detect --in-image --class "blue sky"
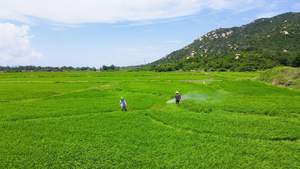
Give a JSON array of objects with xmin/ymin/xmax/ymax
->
[{"xmin": 0, "ymin": 0, "xmax": 299, "ymax": 67}]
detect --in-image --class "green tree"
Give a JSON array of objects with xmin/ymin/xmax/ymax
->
[{"xmin": 292, "ymin": 53, "xmax": 300, "ymax": 67}]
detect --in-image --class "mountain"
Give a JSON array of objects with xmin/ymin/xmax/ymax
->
[{"xmin": 145, "ymin": 12, "xmax": 300, "ymax": 72}]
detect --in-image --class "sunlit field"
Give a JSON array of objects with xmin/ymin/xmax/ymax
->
[{"xmin": 1, "ymin": 71, "xmax": 299, "ymax": 168}]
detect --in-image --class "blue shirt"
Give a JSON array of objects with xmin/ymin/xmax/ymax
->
[{"xmin": 120, "ymin": 99, "xmax": 126, "ymax": 107}]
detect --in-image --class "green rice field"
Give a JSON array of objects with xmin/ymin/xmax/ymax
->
[{"xmin": 0, "ymin": 71, "xmax": 299, "ymax": 168}]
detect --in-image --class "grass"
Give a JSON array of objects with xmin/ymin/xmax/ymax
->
[
  {"xmin": 0, "ymin": 71, "xmax": 299, "ymax": 168},
  {"xmin": 257, "ymin": 66, "xmax": 300, "ymax": 89}
]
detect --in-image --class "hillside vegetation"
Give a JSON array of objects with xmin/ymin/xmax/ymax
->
[
  {"xmin": 258, "ymin": 67, "xmax": 300, "ymax": 89},
  {"xmin": 134, "ymin": 12, "xmax": 300, "ymax": 72}
]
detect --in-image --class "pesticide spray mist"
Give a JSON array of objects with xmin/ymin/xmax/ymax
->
[{"xmin": 167, "ymin": 92, "xmax": 209, "ymax": 103}]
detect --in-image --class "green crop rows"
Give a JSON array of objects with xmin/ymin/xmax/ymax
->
[{"xmin": 0, "ymin": 71, "xmax": 299, "ymax": 168}]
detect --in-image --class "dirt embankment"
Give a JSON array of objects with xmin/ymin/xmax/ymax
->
[{"xmin": 257, "ymin": 67, "xmax": 300, "ymax": 89}]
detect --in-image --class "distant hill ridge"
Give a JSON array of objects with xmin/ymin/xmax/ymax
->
[{"xmin": 145, "ymin": 12, "xmax": 300, "ymax": 72}]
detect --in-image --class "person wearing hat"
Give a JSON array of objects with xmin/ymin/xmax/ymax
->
[
  {"xmin": 175, "ymin": 91, "xmax": 181, "ymax": 104},
  {"xmin": 119, "ymin": 97, "xmax": 127, "ymax": 111}
]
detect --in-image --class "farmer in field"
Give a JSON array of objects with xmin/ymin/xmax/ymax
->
[
  {"xmin": 119, "ymin": 97, "xmax": 127, "ymax": 111},
  {"xmin": 175, "ymin": 91, "xmax": 181, "ymax": 104}
]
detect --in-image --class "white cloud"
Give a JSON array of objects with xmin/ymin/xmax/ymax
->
[
  {"xmin": 0, "ymin": 0, "xmax": 273, "ymax": 24},
  {"xmin": 0, "ymin": 0, "xmax": 202, "ymax": 24},
  {"xmin": 0, "ymin": 22, "xmax": 43, "ymax": 65},
  {"xmin": 204, "ymin": 0, "xmax": 268, "ymax": 12}
]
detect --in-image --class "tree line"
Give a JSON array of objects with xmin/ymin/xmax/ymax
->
[
  {"xmin": 0, "ymin": 65, "xmax": 120, "ymax": 72},
  {"xmin": 128, "ymin": 52, "xmax": 300, "ymax": 72}
]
